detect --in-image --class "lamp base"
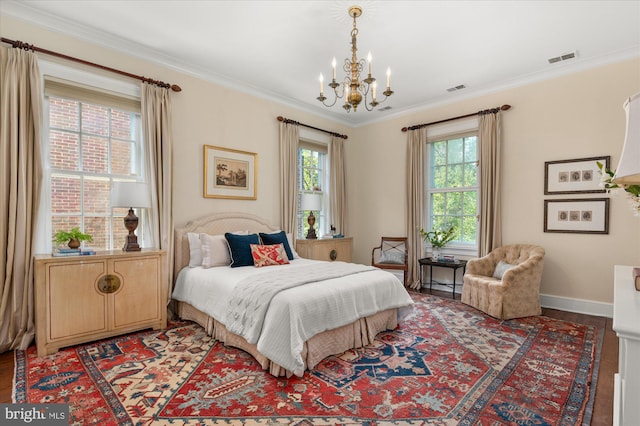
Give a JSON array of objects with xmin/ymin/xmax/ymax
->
[
  {"xmin": 306, "ymin": 211, "xmax": 318, "ymax": 239},
  {"xmin": 123, "ymin": 208, "xmax": 142, "ymax": 251},
  {"xmin": 123, "ymin": 233, "xmax": 141, "ymax": 251}
]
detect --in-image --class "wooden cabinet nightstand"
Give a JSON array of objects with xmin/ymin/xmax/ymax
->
[
  {"xmin": 295, "ymin": 237, "xmax": 352, "ymax": 262},
  {"xmin": 34, "ymin": 249, "xmax": 167, "ymax": 356}
]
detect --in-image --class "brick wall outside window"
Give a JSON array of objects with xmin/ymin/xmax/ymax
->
[{"xmin": 48, "ymin": 95, "xmax": 143, "ymax": 250}]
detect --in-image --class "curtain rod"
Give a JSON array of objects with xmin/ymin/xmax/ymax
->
[
  {"xmin": 401, "ymin": 104, "xmax": 511, "ymax": 132},
  {"xmin": 277, "ymin": 116, "xmax": 348, "ymax": 139},
  {"xmin": 1, "ymin": 37, "xmax": 182, "ymax": 92}
]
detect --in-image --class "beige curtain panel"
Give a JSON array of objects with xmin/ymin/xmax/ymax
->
[
  {"xmin": 406, "ymin": 128, "xmax": 426, "ymax": 289},
  {"xmin": 0, "ymin": 46, "xmax": 43, "ymax": 352},
  {"xmin": 279, "ymin": 122, "xmax": 299, "ymax": 235},
  {"xmin": 329, "ymin": 136, "xmax": 347, "ymax": 235},
  {"xmin": 478, "ymin": 111, "xmax": 502, "ymax": 256},
  {"xmin": 142, "ymin": 83, "xmax": 175, "ymax": 300}
]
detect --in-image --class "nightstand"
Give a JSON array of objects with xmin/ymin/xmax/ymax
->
[
  {"xmin": 34, "ymin": 249, "xmax": 167, "ymax": 356},
  {"xmin": 295, "ymin": 237, "xmax": 352, "ymax": 262}
]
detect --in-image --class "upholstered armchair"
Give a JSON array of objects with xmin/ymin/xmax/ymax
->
[{"xmin": 461, "ymin": 244, "xmax": 545, "ymax": 320}]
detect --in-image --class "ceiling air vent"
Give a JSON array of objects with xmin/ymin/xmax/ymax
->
[
  {"xmin": 447, "ymin": 84, "xmax": 466, "ymax": 93},
  {"xmin": 548, "ymin": 51, "xmax": 577, "ymax": 64}
]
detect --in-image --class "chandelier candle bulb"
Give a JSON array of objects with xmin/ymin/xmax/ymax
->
[
  {"xmin": 386, "ymin": 67, "xmax": 391, "ymax": 89},
  {"xmin": 319, "ymin": 74, "xmax": 324, "ymax": 95},
  {"xmin": 367, "ymin": 52, "xmax": 372, "ymax": 75},
  {"xmin": 332, "ymin": 57, "xmax": 336, "ymax": 80},
  {"xmin": 372, "ymin": 81, "xmax": 377, "ymax": 100}
]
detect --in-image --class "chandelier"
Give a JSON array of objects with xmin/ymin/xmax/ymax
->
[{"xmin": 317, "ymin": 5, "xmax": 393, "ymax": 112}]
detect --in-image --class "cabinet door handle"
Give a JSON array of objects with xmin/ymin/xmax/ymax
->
[
  {"xmin": 98, "ymin": 274, "xmax": 121, "ymax": 294},
  {"xmin": 330, "ymin": 249, "xmax": 338, "ymax": 261}
]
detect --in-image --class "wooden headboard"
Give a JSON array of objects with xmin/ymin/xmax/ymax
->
[{"xmin": 174, "ymin": 212, "xmax": 280, "ymax": 282}]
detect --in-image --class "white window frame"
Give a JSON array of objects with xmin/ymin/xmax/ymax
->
[
  {"xmin": 425, "ymin": 117, "xmax": 479, "ymax": 258},
  {"xmin": 37, "ymin": 60, "xmax": 148, "ymax": 253},
  {"xmin": 297, "ymin": 129, "xmax": 330, "ymax": 239}
]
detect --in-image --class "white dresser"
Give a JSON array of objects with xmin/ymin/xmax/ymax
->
[{"xmin": 612, "ymin": 265, "xmax": 640, "ymax": 426}]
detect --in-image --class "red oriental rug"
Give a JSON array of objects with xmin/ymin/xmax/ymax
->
[{"xmin": 13, "ymin": 293, "xmax": 601, "ymax": 425}]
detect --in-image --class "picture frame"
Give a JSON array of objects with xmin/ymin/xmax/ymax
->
[
  {"xmin": 543, "ymin": 198, "xmax": 609, "ymax": 234},
  {"xmin": 203, "ymin": 145, "xmax": 257, "ymax": 200},
  {"xmin": 544, "ymin": 156, "xmax": 610, "ymax": 194}
]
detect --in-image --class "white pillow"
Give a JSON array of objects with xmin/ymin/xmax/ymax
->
[
  {"xmin": 187, "ymin": 232, "xmax": 202, "ymax": 267},
  {"xmin": 286, "ymin": 232, "xmax": 300, "ymax": 259},
  {"xmin": 200, "ymin": 230, "xmax": 248, "ymax": 268}
]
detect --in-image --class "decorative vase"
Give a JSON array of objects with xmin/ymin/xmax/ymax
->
[
  {"xmin": 68, "ymin": 238, "xmax": 81, "ymax": 249},
  {"xmin": 431, "ymin": 247, "xmax": 441, "ymax": 260}
]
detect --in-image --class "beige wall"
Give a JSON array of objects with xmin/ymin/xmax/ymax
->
[
  {"xmin": 350, "ymin": 59, "xmax": 640, "ymax": 304},
  {"xmin": 3, "ymin": 14, "xmax": 639, "ymax": 306}
]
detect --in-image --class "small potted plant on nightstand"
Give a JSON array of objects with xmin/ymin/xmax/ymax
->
[{"xmin": 53, "ymin": 227, "xmax": 93, "ymax": 249}]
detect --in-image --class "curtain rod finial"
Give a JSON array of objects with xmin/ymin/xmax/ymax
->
[
  {"xmin": 501, "ymin": 104, "xmax": 511, "ymax": 111},
  {"xmin": 171, "ymin": 85, "xmax": 182, "ymax": 92},
  {"xmin": 401, "ymin": 127, "xmax": 408, "ymax": 132}
]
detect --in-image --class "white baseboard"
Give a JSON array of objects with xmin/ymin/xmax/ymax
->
[
  {"xmin": 418, "ymin": 282, "xmax": 613, "ymax": 318},
  {"xmin": 539, "ymin": 293, "xmax": 612, "ymax": 318}
]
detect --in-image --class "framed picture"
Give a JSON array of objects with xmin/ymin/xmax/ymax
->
[
  {"xmin": 203, "ymin": 145, "xmax": 257, "ymax": 199},
  {"xmin": 544, "ymin": 156, "xmax": 610, "ymax": 194},
  {"xmin": 544, "ymin": 198, "xmax": 609, "ymax": 234}
]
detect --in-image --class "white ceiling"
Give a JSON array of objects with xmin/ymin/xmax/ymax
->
[{"xmin": 2, "ymin": 0, "xmax": 639, "ymax": 126}]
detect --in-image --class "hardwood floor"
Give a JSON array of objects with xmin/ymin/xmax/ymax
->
[{"xmin": 0, "ymin": 290, "xmax": 616, "ymax": 425}]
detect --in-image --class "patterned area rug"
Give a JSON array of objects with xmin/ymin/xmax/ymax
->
[{"xmin": 13, "ymin": 293, "xmax": 601, "ymax": 425}]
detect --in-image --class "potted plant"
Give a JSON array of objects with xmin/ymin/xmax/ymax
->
[
  {"xmin": 419, "ymin": 224, "xmax": 456, "ymax": 259},
  {"xmin": 53, "ymin": 227, "xmax": 93, "ymax": 249}
]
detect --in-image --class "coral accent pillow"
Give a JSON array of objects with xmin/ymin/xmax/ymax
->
[{"xmin": 250, "ymin": 243, "xmax": 290, "ymax": 267}]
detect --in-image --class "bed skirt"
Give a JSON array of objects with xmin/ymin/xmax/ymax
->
[{"xmin": 175, "ymin": 301, "xmax": 398, "ymax": 377}]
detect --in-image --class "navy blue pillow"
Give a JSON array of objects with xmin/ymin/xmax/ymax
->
[
  {"xmin": 225, "ymin": 233, "xmax": 260, "ymax": 267},
  {"xmin": 259, "ymin": 231, "xmax": 294, "ymax": 260}
]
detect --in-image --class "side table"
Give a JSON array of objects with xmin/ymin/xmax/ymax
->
[{"xmin": 419, "ymin": 257, "xmax": 467, "ymax": 299}]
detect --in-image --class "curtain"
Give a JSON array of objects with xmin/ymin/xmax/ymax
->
[
  {"xmin": 478, "ymin": 110, "xmax": 502, "ymax": 256},
  {"xmin": 141, "ymin": 83, "xmax": 174, "ymax": 302},
  {"xmin": 329, "ymin": 136, "xmax": 347, "ymax": 235},
  {"xmin": 0, "ymin": 47, "xmax": 43, "ymax": 352},
  {"xmin": 406, "ymin": 128, "xmax": 426, "ymax": 289},
  {"xmin": 279, "ymin": 122, "xmax": 299, "ymax": 234}
]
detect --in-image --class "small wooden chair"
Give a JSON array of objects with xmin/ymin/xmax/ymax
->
[{"xmin": 371, "ymin": 237, "xmax": 409, "ymax": 286}]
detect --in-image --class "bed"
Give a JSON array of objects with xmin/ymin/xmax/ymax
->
[{"xmin": 171, "ymin": 212, "xmax": 413, "ymax": 377}]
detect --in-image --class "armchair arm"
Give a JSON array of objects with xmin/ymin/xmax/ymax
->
[
  {"xmin": 371, "ymin": 245, "xmax": 382, "ymax": 265},
  {"xmin": 501, "ymin": 255, "xmax": 544, "ymax": 290},
  {"xmin": 466, "ymin": 255, "xmax": 496, "ymax": 277}
]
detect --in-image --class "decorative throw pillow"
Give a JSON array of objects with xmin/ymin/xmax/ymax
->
[
  {"xmin": 259, "ymin": 231, "xmax": 294, "ymax": 260},
  {"xmin": 200, "ymin": 233, "xmax": 231, "ymax": 268},
  {"xmin": 225, "ymin": 233, "xmax": 260, "ymax": 267},
  {"xmin": 493, "ymin": 260, "xmax": 517, "ymax": 279},
  {"xmin": 187, "ymin": 232, "xmax": 202, "ymax": 267},
  {"xmin": 378, "ymin": 250, "xmax": 406, "ymax": 265},
  {"xmin": 250, "ymin": 243, "xmax": 290, "ymax": 267}
]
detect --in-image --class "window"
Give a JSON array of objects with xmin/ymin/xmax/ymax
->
[
  {"xmin": 426, "ymin": 132, "xmax": 479, "ymax": 253},
  {"xmin": 45, "ymin": 80, "xmax": 145, "ymax": 250},
  {"xmin": 297, "ymin": 141, "xmax": 328, "ymax": 238}
]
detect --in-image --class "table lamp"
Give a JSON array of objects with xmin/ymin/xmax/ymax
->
[
  {"xmin": 111, "ymin": 181, "xmax": 152, "ymax": 251},
  {"xmin": 613, "ymin": 92, "xmax": 640, "ymax": 289},
  {"xmin": 301, "ymin": 192, "xmax": 322, "ymax": 239}
]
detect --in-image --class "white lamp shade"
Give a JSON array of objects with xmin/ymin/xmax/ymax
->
[
  {"xmin": 111, "ymin": 182, "xmax": 152, "ymax": 208},
  {"xmin": 613, "ymin": 92, "xmax": 640, "ymax": 185},
  {"xmin": 300, "ymin": 192, "xmax": 322, "ymax": 211}
]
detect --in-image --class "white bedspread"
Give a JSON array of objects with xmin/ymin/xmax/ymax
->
[{"xmin": 172, "ymin": 258, "xmax": 413, "ymax": 376}]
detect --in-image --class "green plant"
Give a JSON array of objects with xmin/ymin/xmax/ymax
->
[
  {"xmin": 597, "ymin": 161, "xmax": 640, "ymax": 215},
  {"xmin": 53, "ymin": 227, "xmax": 93, "ymax": 246},
  {"xmin": 419, "ymin": 224, "xmax": 457, "ymax": 248}
]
